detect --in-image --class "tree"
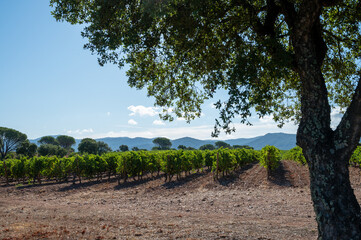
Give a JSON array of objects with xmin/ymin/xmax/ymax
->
[
  {"xmin": 38, "ymin": 136, "xmax": 58, "ymax": 146},
  {"xmin": 56, "ymin": 135, "xmax": 76, "ymax": 149},
  {"xmin": 131, "ymin": 146, "xmax": 140, "ymax": 151},
  {"xmin": 119, "ymin": 145, "xmax": 129, "ymax": 152},
  {"xmin": 199, "ymin": 144, "xmax": 216, "ymax": 150},
  {"xmin": 16, "ymin": 140, "xmax": 37, "ymax": 157},
  {"xmin": 78, "ymin": 138, "xmax": 98, "ymax": 154},
  {"xmin": 177, "ymin": 145, "xmax": 187, "ymax": 150},
  {"xmin": 233, "ymin": 145, "xmax": 254, "ymax": 150},
  {"xmin": 38, "ymin": 144, "xmax": 66, "ymax": 157},
  {"xmin": 215, "ymin": 141, "xmax": 231, "ymax": 149},
  {"xmin": 97, "ymin": 141, "xmax": 111, "ymax": 155},
  {"xmin": 0, "ymin": 127, "xmax": 27, "ymax": 184},
  {"xmin": 152, "ymin": 137, "xmax": 172, "ymax": 150},
  {"xmin": 51, "ymin": 1, "xmax": 361, "ymax": 238},
  {"xmin": 0, "ymin": 127, "xmax": 27, "ymax": 157}
]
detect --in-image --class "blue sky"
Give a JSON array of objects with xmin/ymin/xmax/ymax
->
[{"xmin": 0, "ymin": 1, "xmax": 302, "ymax": 140}]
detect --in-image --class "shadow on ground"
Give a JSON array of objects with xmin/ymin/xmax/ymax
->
[
  {"xmin": 268, "ymin": 162, "xmax": 292, "ymax": 187},
  {"xmin": 216, "ymin": 162, "xmax": 257, "ymax": 187},
  {"xmin": 162, "ymin": 169, "xmax": 211, "ymax": 189}
]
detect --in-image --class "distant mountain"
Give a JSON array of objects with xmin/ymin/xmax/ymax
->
[
  {"xmin": 245, "ymin": 133, "xmax": 296, "ymax": 150},
  {"xmin": 30, "ymin": 132, "xmax": 296, "ymax": 151},
  {"xmin": 95, "ymin": 137, "xmax": 154, "ymax": 150},
  {"xmin": 171, "ymin": 137, "xmax": 214, "ymax": 149}
]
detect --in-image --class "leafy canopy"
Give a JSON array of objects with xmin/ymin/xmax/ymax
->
[
  {"xmin": 38, "ymin": 136, "xmax": 59, "ymax": 146},
  {"xmin": 153, "ymin": 137, "xmax": 172, "ymax": 150},
  {"xmin": 78, "ymin": 138, "xmax": 99, "ymax": 154},
  {"xmin": 199, "ymin": 144, "xmax": 216, "ymax": 150},
  {"xmin": 97, "ymin": 141, "xmax": 112, "ymax": 155},
  {"xmin": 119, "ymin": 144, "xmax": 129, "ymax": 152},
  {"xmin": 56, "ymin": 135, "xmax": 76, "ymax": 149},
  {"xmin": 78, "ymin": 138, "xmax": 112, "ymax": 154},
  {"xmin": 215, "ymin": 141, "xmax": 231, "ymax": 149},
  {"xmin": 16, "ymin": 140, "xmax": 38, "ymax": 157},
  {"xmin": 0, "ymin": 127, "xmax": 27, "ymax": 160},
  {"xmin": 38, "ymin": 144, "xmax": 67, "ymax": 157},
  {"xmin": 50, "ymin": 1, "xmax": 361, "ymax": 135}
]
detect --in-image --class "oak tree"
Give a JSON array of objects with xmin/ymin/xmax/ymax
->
[
  {"xmin": 97, "ymin": 141, "xmax": 112, "ymax": 155},
  {"xmin": 16, "ymin": 140, "xmax": 38, "ymax": 157},
  {"xmin": 78, "ymin": 138, "xmax": 98, "ymax": 154},
  {"xmin": 51, "ymin": 1, "xmax": 361, "ymax": 238},
  {"xmin": 38, "ymin": 144, "xmax": 67, "ymax": 157}
]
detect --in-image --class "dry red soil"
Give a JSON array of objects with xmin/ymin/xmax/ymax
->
[{"xmin": 1, "ymin": 161, "xmax": 361, "ymax": 240}]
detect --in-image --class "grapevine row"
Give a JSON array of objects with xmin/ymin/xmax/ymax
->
[{"xmin": 0, "ymin": 148, "xmax": 259, "ymax": 185}]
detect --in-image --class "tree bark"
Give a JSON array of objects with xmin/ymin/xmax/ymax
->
[
  {"xmin": 2, "ymin": 160, "xmax": 9, "ymax": 185},
  {"xmin": 305, "ymin": 149, "xmax": 361, "ymax": 239},
  {"xmin": 295, "ymin": 39, "xmax": 361, "ymax": 239},
  {"xmin": 288, "ymin": 2, "xmax": 361, "ymax": 238},
  {"xmin": 296, "ymin": 76, "xmax": 361, "ymax": 238}
]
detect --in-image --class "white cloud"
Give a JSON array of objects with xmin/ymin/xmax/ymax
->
[
  {"xmin": 128, "ymin": 105, "xmax": 159, "ymax": 117},
  {"xmin": 210, "ymin": 103, "xmax": 217, "ymax": 109},
  {"xmin": 259, "ymin": 115, "xmax": 273, "ymax": 123},
  {"xmin": 92, "ymin": 125, "xmax": 214, "ymax": 139},
  {"xmin": 153, "ymin": 120, "xmax": 165, "ymax": 125},
  {"xmin": 331, "ymin": 107, "xmax": 343, "ymax": 129},
  {"xmin": 78, "ymin": 111, "xmax": 298, "ymax": 140},
  {"xmin": 67, "ymin": 128, "xmax": 94, "ymax": 135},
  {"xmin": 128, "ymin": 119, "xmax": 138, "ymax": 125},
  {"xmin": 107, "ymin": 112, "xmax": 111, "ymax": 116},
  {"xmin": 176, "ymin": 117, "xmax": 186, "ymax": 121},
  {"xmin": 88, "ymin": 119, "xmax": 298, "ymax": 140}
]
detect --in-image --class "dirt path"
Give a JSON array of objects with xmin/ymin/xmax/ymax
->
[{"xmin": 1, "ymin": 161, "xmax": 361, "ymax": 240}]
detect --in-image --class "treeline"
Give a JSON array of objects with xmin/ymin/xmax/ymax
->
[
  {"xmin": 15, "ymin": 135, "xmax": 112, "ymax": 158},
  {"xmin": 0, "ymin": 148, "xmax": 259, "ymax": 185},
  {"xmin": 15, "ymin": 136, "xmax": 253, "ymax": 157},
  {"xmin": 0, "ymin": 127, "xmax": 254, "ymax": 162}
]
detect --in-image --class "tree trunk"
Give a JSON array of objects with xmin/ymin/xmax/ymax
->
[
  {"xmin": 285, "ymin": 3, "xmax": 361, "ymax": 237},
  {"xmin": 2, "ymin": 160, "xmax": 9, "ymax": 185},
  {"xmin": 295, "ymin": 68, "xmax": 361, "ymax": 238},
  {"xmin": 306, "ymin": 150, "xmax": 361, "ymax": 239}
]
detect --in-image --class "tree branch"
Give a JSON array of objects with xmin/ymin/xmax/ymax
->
[
  {"xmin": 278, "ymin": 0, "xmax": 296, "ymax": 29},
  {"xmin": 321, "ymin": 0, "xmax": 342, "ymax": 7},
  {"xmin": 256, "ymin": 0, "xmax": 280, "ymax": 36},
  {"xmin": 334, "ymin": 76, "xmax": 361, "ymax": 157}
]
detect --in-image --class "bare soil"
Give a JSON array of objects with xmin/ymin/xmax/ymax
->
[{"xmin": 1, "ymin": 161, "xmax": 361, "ymax": 240}]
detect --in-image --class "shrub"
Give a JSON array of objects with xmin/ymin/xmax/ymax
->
[
  {"xmin": 284, "ymin": 146, "xmax": 307, "ymax": 165},
  {"xmin": 259, "ymin": 145, "xmax": 281, "ymax": 178}
]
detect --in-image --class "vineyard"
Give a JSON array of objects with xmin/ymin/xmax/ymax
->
[
  {"xmin": 0, "ymin": 148, "xmax": 259, "ymax": 185},
  {"xmin": 2, "ymin": 145, "xmax": 361, "ymax": 186},
  {"xmin": 3, "ymin": 146, "xmax": 361, "ymax": 239}
]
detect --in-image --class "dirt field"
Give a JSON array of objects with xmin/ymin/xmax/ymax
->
[{"xmin": 1, "ymin": 161, "xmax": 361, "ymax": 240}]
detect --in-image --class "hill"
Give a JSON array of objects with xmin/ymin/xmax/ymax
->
[{"xmin": 30, "ymin": 132, "xmax": 296, "ymax": 151}]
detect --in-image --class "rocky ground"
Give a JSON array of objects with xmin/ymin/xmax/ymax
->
[{"xmin": 1, "ymin": 161, "xmax": 361, "ymax": 240}]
